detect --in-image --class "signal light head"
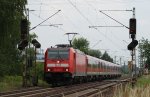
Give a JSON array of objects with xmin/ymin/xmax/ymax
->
[
  {"xmin": 18, "ymin": 40, "xmax": 28, "ymax": 50},
  {"xmin": 127, "ymin": 40, "xmax": 138, "ymax": 50},
  {"xmin": 129, "ymin": 18, "xmax": 136, "ymax": 34},
  {"xmin": 20, "ymin": 19, "xmax": 28, "ymax": 40},
  {"xmin": 32, "ymin": 39, "xmax": 41, "ymax": 48}
]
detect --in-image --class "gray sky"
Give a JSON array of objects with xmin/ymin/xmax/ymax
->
[{"xmin": 27, "ymin": 0, "xmax": 150, "ymax": 64}]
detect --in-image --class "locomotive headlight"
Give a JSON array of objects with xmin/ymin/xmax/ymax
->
[
  {"xmin": 65, "ymin": 68, "xmax": 69, "ymax": 71},
  {"xmin": 48, "ymin": 69, "xmax": 51, "ymax": 71}
]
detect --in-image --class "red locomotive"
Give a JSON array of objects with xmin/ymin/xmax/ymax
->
[{"xmin": 44, "ymin": 44, "xmax": 121, "ymax": 85}]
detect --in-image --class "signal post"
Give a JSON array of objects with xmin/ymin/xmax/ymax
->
[{"xmin": 127, "ymin": 8, "xmax": 138, "ymax": 87}]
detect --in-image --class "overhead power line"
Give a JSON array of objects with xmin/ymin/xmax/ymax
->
[
  {"xmin": 67, "ymin": 0, "xmax": 123, "ymax": 50},
  {"xmin": 40, "ymin": 24, "xmax": 63, "ymax": 27},
  {"xmin": 99, "ymin": 10, "xmax": 133, "ymax": 11},
  {"xmin": 30, "ymin": 10, "xmax": 61, "ymax": 31},
  {"xmin": 89, "ymin": 26, "xmax": 124, "ymax": 28},
  {"xmin": 99, "ymin": 10, "xmax": 130, "ymax": 29},
  {"xmin": 67, "ymin": 0, "xmax": 93, "ymax": 25},
  {"xmin": 92, "ymin": 40, "xmax": 102, "ymax": 48}
]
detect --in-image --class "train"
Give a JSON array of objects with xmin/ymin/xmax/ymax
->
[{"xmin": 44, "ymin": 44, "xmax": 121, "ymax": 85}]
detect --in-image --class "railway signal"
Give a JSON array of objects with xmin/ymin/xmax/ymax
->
[
  {"xmin": 127, "ymin": 40, "xmax": 138, "ymax": 50},
  {"xmin": 32, "ymin": 39, "xmax": 41, "ymax": 48},
  {"xmin": 21, "ymin": 19, "xmax": 28, "ymax": 40},
  {"xmin": 18, "ymin": 19, "xmax": 29, "ymax": 51},
  {"xmin": 18, "ymin": 40, "xmax": 28, "ymax": 50},
  {"xmin": 129, "ymin": 18, "xmax": 136, "ymax": 35}
]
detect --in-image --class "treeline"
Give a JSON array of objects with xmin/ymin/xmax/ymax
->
[
  {"xmin": 72, "ymin": 37, "xmax": 113, "ymax": 62},
  {"xmin": 139, "ymin": 38, "xmax": 150, "ymax": 70},
  {"xmin": 0, "ymin": 0, "xmax": 27, "ymax": 78}
]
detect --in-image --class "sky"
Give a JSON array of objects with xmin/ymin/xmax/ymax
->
[{"xmin": 26, "ymin": 0, "xmax": 150, "ymax": 65}]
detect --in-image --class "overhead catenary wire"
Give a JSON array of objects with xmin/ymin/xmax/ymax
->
[
  {"xmin": 30, "ymin": 10, "xmax": 61, "ymax": 31},
  {"xmin": 67, "ymin": 0, "xmax": 94, "ymax": 26},
  {"xmin": 99, "ymin": 10, "xmax": 130, "ymax": 29},
  {"xmin": 89, "ymin": 26, "xmax": 124, "ymax": 28},
  {"xmin": 91, "ymin": 40, "xmax": 102, "ymax": 48},
  {"xmin": 28, "ymin": 0, "xmax": 130, "ymax": 57},
  {"xmin": 31, "ymin": 0, "xmax": 125, "ymax": 51},
  {"xmin": 30, "ymin": 12, "xmax": 57, "ymax": 27},
  {"xmin": 30, "ymin": 11, "xmax": 70, "ymax": 34},
  {"xmin": 82, "ymin": 0, "xmax": 130, "ymax": 57},
  {"xmin": 67, "ymin": 0, "xmax": 123, "ymax": 50},
  {"xmin": 99, "ymin": 10, "xmax": 133, "ymax": 11}
]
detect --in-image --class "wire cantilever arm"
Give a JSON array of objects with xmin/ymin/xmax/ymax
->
[
  {"xmin": 30, "ymin": 10, "xmax": 61, "ymax": 31},
  {"xmin": 99, "ymin": 10, "xmax": 130, "ymax": 30}
]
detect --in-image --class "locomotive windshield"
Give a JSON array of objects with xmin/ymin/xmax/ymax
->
[{"xmin": 48, "ymin": 49, "xmax": 69, "ymax": 59}]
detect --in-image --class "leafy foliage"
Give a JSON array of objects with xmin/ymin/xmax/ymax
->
[
  {"xmin": 101, "ymin": 51, "xmax": 113, "ymax": 62},
  {"xmin": 0, "ymin": 0, "xmax": 27, "ymax": 77},
  {"xmin": 139, "ymin": 38, "xmax": 150, "ymax": 70},
  {"xmin": 72, "ymin": 37, "xmax": 89, "ymax": 54},
  {"xmin": 72, "ymin": 37, "xmax": 113, "ymax": 62},
  {"xmin": 88, "ymin": 49, "xmax": 102, "ymax": 58}
]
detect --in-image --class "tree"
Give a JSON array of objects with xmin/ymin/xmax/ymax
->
[
  {"xmin": 72, "ymin": 37, "xmax": 113, "ymax": 61},
  {"xmin": 72, "ymin": 37, "xmax": 89, "ymax": 54},
  {"xmin": 139, "ymin": 38, "xmax": 150, "ymax": 70},
  {"xmin": 0, "ymin": 0, "xmax": 27, "ymax": 77},
  {"xmin": 101, "ymin": 51, "xmax": 113, "ymax": 62},
  {"xmin": 88, "ymin": 49, "xmax": 102, "ymax": 58}
]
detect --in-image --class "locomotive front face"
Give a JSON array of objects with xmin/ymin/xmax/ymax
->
[
  {"xmin": 46, "ymin": 48, "xmax": 70, "ymax": 72},
  {"xmin": 44, "ymin": 48, "xmax": 75, "ymax": 84}
]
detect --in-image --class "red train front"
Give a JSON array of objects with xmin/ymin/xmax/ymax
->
[
  {"xmin": 44, "ymin": 44, "xmax": 121, "ymax": 85},
  {"xmin": 44, "ymin": 45, "xmax": 86, "ymax": 85}
]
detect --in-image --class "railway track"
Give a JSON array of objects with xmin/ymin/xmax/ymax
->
[{"xmin": 0, "ymin": 77, "xmax": 131, "ymax": 97}]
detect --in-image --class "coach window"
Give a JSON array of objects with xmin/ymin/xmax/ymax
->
[
  {"xmin": 113, "ymin": 66, "xmax": 114, "ymax": 71},
  {"xmin": 105, "ymin": 64, "xmax": 107, "ymax": 71},
  {"xmin": 101, "ymin": 63, "xmax": 102, "ymax": 70},
  {"xmin": 110, "ymin": 66, "xmax": 111, "ymax": 71},
  {"xmin": 88, "ymin": 59, "xmax": 92, "ymax": 67},
  {"xmin": 98, "ymin": 62, "xmax": 100, "ymax": 69},
  {"xmin": 96, "ymin": 60, "xmax": 99, "ymax": 68},
  {"xmin": 99, "ymin": 62, "xmax": 101, "ymax": 69},
  {"xmin": 103, "ymin": 63, "xmax": 106, "ymax": 70},
  {"xmin": 102, "ymin": 63, "xmax": 104, "ymax": 70},
  {"xmin": 103, "ymin": 63, "xmax": 105, "ymax": 70}
]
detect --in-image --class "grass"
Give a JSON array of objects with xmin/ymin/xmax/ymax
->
[
  {"xmin": 113, "ymin": 75, "xmax": 150, "ymax": 97},
  {"xmin": 0, "ymin": 75, "xmax": 49, "ymax": 92},
  {"xmin": 0, "ymin": 76, "xmax": 22, "ymax": 92},
  {"xmin": 136, "ymin": 75, "xmax": 150, "ymax": 87}
]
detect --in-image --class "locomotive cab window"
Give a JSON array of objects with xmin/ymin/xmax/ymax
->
[{"xmin": 48, "ymin": 49, "xmax": 69, "ymax": 59}]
